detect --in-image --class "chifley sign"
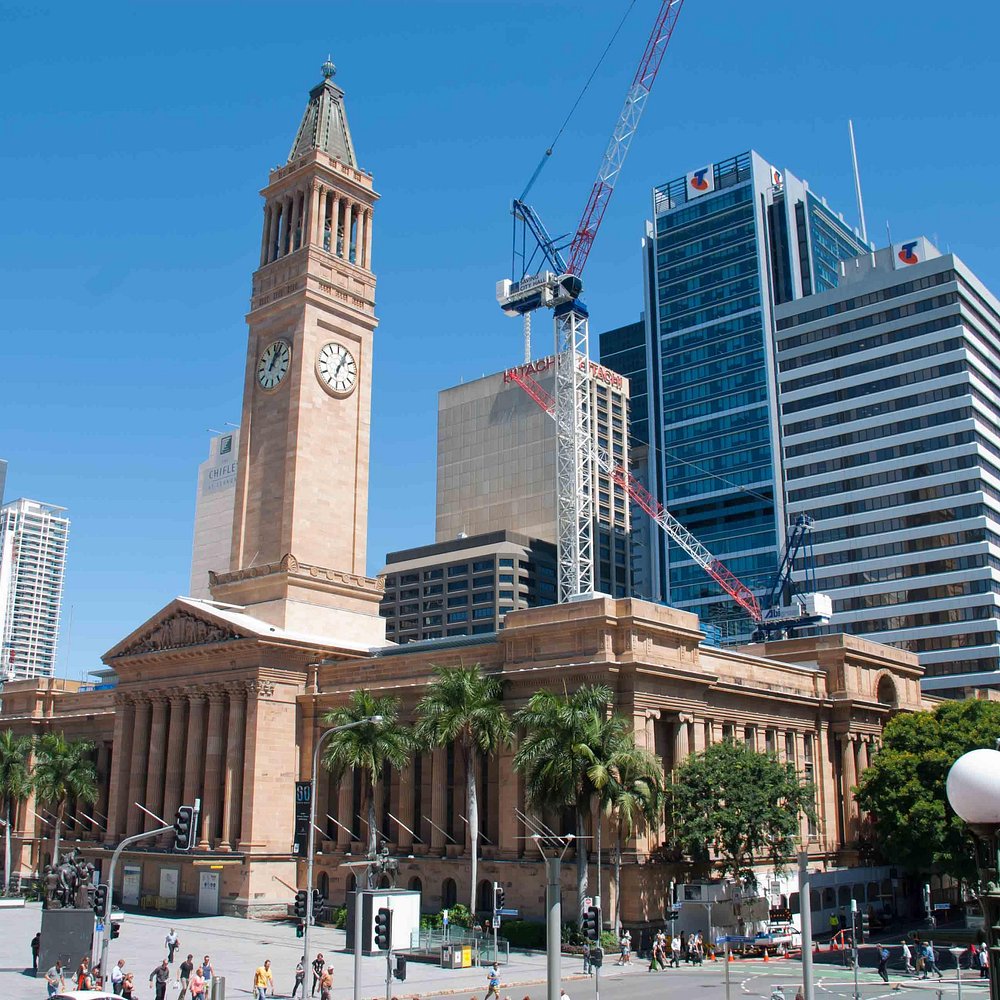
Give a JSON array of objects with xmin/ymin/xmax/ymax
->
[{"xmin": 503, "ymin": 355, "xmax": 624, "ymax": 389}]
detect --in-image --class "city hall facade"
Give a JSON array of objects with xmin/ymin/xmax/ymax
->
[{"xmin": 0, "ymin": 65, "xmax": 926, "ymax": 922}]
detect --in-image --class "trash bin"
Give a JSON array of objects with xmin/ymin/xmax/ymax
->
[
  {"xmin": 210, "ymin": 975, "xmax": 226, "ymax": 1000},
  {"xmin": 441, "ymin": 944, "xmax": 461, "ymax": 969}
]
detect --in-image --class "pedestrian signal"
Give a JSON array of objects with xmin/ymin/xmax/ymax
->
[
  {"xmin": 375, "ymin": 907, "xmax": 392, "ymax": 950},
  {"xmin": 173, "ymin": 805, "xmax": 195, "ymax": 851}
]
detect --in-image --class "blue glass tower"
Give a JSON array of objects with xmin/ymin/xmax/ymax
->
[{"xmin": 631, "ymin": 150, "xmax": 867, "ymax": 638}]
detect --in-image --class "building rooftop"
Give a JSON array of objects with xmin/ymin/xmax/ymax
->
[{"xmin": 287, "ymin": 58, "xmax": 356, "ymax": 167}]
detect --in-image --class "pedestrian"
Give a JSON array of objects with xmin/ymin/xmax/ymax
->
[
  {"xmin": 150, "ymin": 958, "xmax": 171, "ymax": 1000},
  {"xmin": 311, "ymin": 952, "xmax": 325, "ymax": 996},
  {"xmin": 31, "ymin": 931, "xmax": 40, "ymax": 974},
  {"xmin": 921, "ymin": 942, "xmax": 943, "ymax": 980},
  {"xmin": 320, "ymin": 965, "xmax": 334, "ymax": 1000},
  {"xmin": 292, "ymin": 956, "xmax": 306, "ymax": 998},
  {"xmin": 121, "ymin": 971, "xmax": 135, "ymax": 1000},
  {"xmin": 670, "ymin": 933, "xmax": 681, "ymax": 968},
  {"xmin": 693, "ymin": 931, "xmax": 704, "ymax": 966},
  {"xmin": 44, "ymin": 959, "xmax": 65, "ymax": 998},
  {"xmin": 582, "ymin": 941, "xmax": 592, "ymax": 975},
  {"xmin": 486, "ymin": 961, "xmax": 501, "ymax": 1000},
  {"xmin": 901, "ymin": 940, "xmax": 914, "ymax": 974},
  {"xmin": 111, "ymin": 958, "xmax": 126, "ymax": 995},
  {"xmin": 980, "ymin": 946, "xmax": 990, "ymax": 979},
  {"xmin": 877, "ymin": 946, "xmax": 890, "ymax": 984},
  {"xmin": 623, "ymin": 929, "xmax": 632, "ymax": 964},
  {"xmin": 77, "ymin": 956, "xmax": 94, "ymax": 991},
  {"xmin": 166, "ymin": 928, "xmax": 180, "ymax": 964},
  {"xmin": 189, "ymin": 966, "xmax": 207, "ymax": 1000},
  {"xmin": 179, "ymin": 953, "xmax": 194, "ymax": 999},
  {"xmin": 201, "ymin": 955, "xmax": 214, "ymax": 982},
  {"xmin": 680, "ymin": 932, "xmax": 689, "ymax": 964},
  {"xmin": 560, "ymin": 991, "xmax": 571, "ymax": 1000},
  {"xmin": 253, "ymin": 958, "xmax": 274, "ymax": 1000}
]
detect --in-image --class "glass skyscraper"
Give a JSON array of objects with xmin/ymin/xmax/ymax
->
[{"xmin": 618, "ymin": 150, "xmax": 867, "ymax": 638}]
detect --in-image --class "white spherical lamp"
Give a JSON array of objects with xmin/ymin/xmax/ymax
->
[{"xmin": 946, "ymin": 749, "xmax": 1000, "ymax": 825}]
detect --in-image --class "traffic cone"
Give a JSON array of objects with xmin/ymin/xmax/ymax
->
[
  {"xmin": 728, "ymin": 952, "xmax": 734, "ymax": 963},
  {"xmin": 763, "ymin": 951, "xmax": 769, "ymax": 963}
]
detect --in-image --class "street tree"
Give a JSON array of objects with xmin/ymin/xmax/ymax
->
[
  {"xmin": 668, "ymin": 739, "xmax": 815, "ymax": 891},
  {"xmin": 32, "ymin": 732, "xmax": 98, "ymax": 867},
  {"xmin": 415, "ymin": 663, "xmax": 512, "ymax": 916},
  {"xmin": 856, "ymin": 698, "xmax": 1000, "ymax": 880},
  {"xmin": 322, "ymin": 690, "xmax": 413, "ymax": 859},
  {"xmin": 0, "ymin": 729, "xmax": 33, "ymax": 892}
]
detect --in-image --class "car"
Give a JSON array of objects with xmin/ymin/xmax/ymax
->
[{"xmin": 51, "ymin": 992, "xmax": 119, "ymax": 1000}]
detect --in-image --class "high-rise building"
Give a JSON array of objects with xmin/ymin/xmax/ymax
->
[
  {"xmin": 0, "ymin": 498, "xmax": 70, "ymax": 679},
  {"xmin": 632, "ymin": 150, "xmax": 867, "ymax": 636},
  {"xmin": 436, "ymin": 356, "xmax": 631, "ymax": 597},
  {"xmin": 189, "ymin": 429, "xmax": 240, "ymax": 600},
  {"xmin": 0, "ymin": 460, "xmax": 7, "ymax": 507},
  {"xmin": 775, "ymin": 238, "xmax": 1000, "ymax": 695},
  {"xmin": 379, "ymin": 530, "xmax": 557, "ymax": 644}
]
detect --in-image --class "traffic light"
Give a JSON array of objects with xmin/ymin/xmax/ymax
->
[
  {"xmin": 591, "ymin": 947, "xmax": 604, "ymax": 968},
  {"xmin": 493, "ymin": 883, "xmax": 505, "ymax": 912},
  {"xmin": 296, "ymin": 921, "xmax": 304, "ymax": 939},
  {"xmin": 393, "ymin": 954, "xmax": 407, "ymax": 981},
  {"xmin": 374, "ymin": 907, "xmax": 392, "ymax": 951},
  {"xmin": 93, "ymin": 883, "xmax": 109, "ymax": 917},
  {"xmin": 294, "ymin": 889, "xmax": 308, "ymax": 920},
  {"xmin": 110, "ymin": 921, "xmax": 121, "ymax": 940},
  {"xmin": 582, "ymin": 905, "xmax": 601, "ymax": 941},
  {"xmin": 312, "ymin": 888, "xmax": 325, "ymax": 920},
  {"xmin": 666, "ymin": 907, "xmax": 680, "ymax": 922},
  {"xmin": 173, "ymin": 805, "xmax": 195, "ymax": 851},
  {"xmin": 858, "ymin": 911, "xmax": 870, "ymax": 943}
]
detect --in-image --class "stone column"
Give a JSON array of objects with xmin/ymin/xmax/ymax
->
[
  {"xmin": 430, "ymin": 746, "xmax": 447, "ymax": 851},
  {"xmin": 280, "ymin": 196, "xmax": 292, "ymax": 256},
  {"xmin": 335, "ymin": 772, "xmax": 353, "ymax": 848},
  {"xmin": 260, "ymin": 204, "xmax": 272, "ymax": 265},
  {"xmin": 181, "ymin": 692, "xmax": 206, "ymax": 811},
  {"xmin": 221, "ymin": 685, "xmax": 246, "ymax": 851},
  {"xmin": 363, "ymin": 208, "xmax": 373, "ymax": 269},
  {"xmin": 308, "ymin": 182, "xmax": 322, "ymax": 247},
  {"xmin": 396, "ymin": 762, "xmax": 414, "ymax": 852},
  {"xmin": 673, "ymin": 715, "xmax": 691, "ymax": 766},
  {"xmin": 354, "ymin": 206, "xmax": 365, "ymax": 267},
  {"xmin": 839, "ymin": 734, "xmax": 858, "ymax": 844},
  {"xmin": 330, "ymin": 196, "xmax": 340, "ymax": 255},
  {"xmin": 143, "ymin": 696, "xmax": 169, "ymax": 830},
  {"xmin": 198, "ymin": 688, "xmax": 226, "ymax": 849},
  {"xmin": 106, "ymin": 696, "xmax": 135, "ymax": 842},
  {"xmin": 94, "ymin": 742, "xmax": 111, "ymax": 839},
  {"xmin": 161, "ymin": 696, "xmax": 188, "ymax": 840},
  {"xmin": 126, "ymin": 698, "xmax": 152, "ymax": 836},
  {"xmin": 692, "ymin": 718, "xmax": 706, "ymax": 754}
]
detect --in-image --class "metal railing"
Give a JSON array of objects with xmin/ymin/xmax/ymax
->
[{"xmin": 407, "ymin": 927, "xmax": 510, "ymax": 965}]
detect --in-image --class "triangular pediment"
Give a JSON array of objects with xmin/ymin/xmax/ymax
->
[{"xmin": 104, "ymin": 599, "xmax": 251, "ymax": 661}]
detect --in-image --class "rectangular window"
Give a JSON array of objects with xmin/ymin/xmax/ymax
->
[
  {"xmin": 425, "ymin": 630, "xmax": 442, "ymax": 639},
  {"xmin": 400, "ymin": 573, "xmax": 419, "ymax": 584},
  {"xmin": 722, "ymin": 723, "xmax": 735, "ymax": 741},
  {"xmin": 447, "ymin": 611, "xmax": 468, "ymax": 623},
  {"xmin": 803, "ymin": 735, "xmax": 818, "ymax": 837},
  {"xmin": 447, "ymin": 565, "xmax": 467, "ymax": 577},
  {"xmin": 472, "ymin": 623, "xmax": 494, "ymax": 634},
  {"xmin": 499, "ymin": 558, "xmax": 514, "ymax": 568},
  {"xmin": 447, "ymin": 627, "xmax": 468, "ymax": 636},
  {"xmin": 499, "ymin": 574, "xmax": 514, "ymax": 584},
  {"xmin": 499, "ymin": 590, "xmax": 514, "ymax": 600},
  {"xmin": 423, "ymin": 615, "xmax": 442, "ymax": 627},
  {"xmin": 424, "ymin": 568, "xmax": 443, "ymax": 580},
  {"xmin": 784, "ymin": 732, "xmax": 796, "ymax": 763},
  {"xmin": 424, "ymin": 583, "xmax": 443, "ymax": 595},
  {"xmin": 400, "ymin": 588, "xmax": 418, "ymax": 600},
  {"xmin": 447, "ymin": 595, "xmax": 468, "ymax": 608},
  {"xmin": 447, "ymin": 580, "xmax": 467, "ymax": 592},
  {"xmin": 744, "ymin": 726, "xmax": 755, "ymax": 748},
  {"xmin": 472, "ymin": 591, "xmax": 494, "ymax": 604},
  {"xmin": 472, "ymin": 575, "xmax": 493, "ymax": 589},
  {"xmin": 473, "ymin": 606, "xmax": 494, "ymax": 620},
  {"xmin": 473, "ymin": 559, "xmax": 494, "ymax": 572},
  {"xmin": 765, "ymin": 729, "xmax": 776, "ymax": 755},
  {"xmin": 424, "ymin": 599, "xmax": 442, "ymax": 611}
]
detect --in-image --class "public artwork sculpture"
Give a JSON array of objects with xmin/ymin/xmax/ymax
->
[{"xmin": 42, "ymin": 849, "xmax": 96, "ymax": 909}]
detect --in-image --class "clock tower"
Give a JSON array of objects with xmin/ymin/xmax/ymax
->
[{"xmin": 210, "ymin": 60, "xmax": 385, "ymax": 645}]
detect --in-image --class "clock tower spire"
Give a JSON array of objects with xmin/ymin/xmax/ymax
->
[{"xmin": 209, "ymin": 61, "xmax": 385, "ymax": 645}]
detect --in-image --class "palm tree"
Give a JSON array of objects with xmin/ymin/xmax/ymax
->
[
  {"xmin": 513, "ymin": 683, "xmax": 615, "ymax": 917},
  {"xmin": 0, "ymin": 729, "xmax": 33, "ymax": 892},
  {"xmin": 415, "ymin": 664, "xmax": 512, "ymax": 916},
  {"xmin": 32, "ymin": 733, "xmax": 98, "ymax": 867},
  {"xmin": 322, "ymin": 690, "xmax": 413, "ymax": 859},
  {"xmin": 601, "ymin": 747, "xmax": 663, "ymax": 932}
]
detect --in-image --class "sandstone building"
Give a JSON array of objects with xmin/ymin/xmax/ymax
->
[{"xmin": 0, "ymin": 63, "xmax": 926, "ymax": 924}]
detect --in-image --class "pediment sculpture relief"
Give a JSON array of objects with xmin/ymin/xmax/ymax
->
[{"xmin": 117, "ymin": 612, "xmax": 241, "ymax": 656}]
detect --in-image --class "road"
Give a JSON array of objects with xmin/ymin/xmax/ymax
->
[{"xmin": 0, "ymin": 905, "xmax": 988, "ymax": 1000}]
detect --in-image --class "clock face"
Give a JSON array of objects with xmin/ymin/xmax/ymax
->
[
  {"xmin": 317, "ymin": 342, "xmax": 358, "ymax": 396},
  {"xmin": 257, "ymin": 340, "xmax": 291, "ymax": 390}
]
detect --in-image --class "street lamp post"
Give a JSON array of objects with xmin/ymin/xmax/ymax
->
[
  {"xmin": 303, "ymin": 715, "xmax": 383, "ymax": 1000},
  {"xmin": 945, "ymin": 747, "xmax": 1000, "ymax": 1000}
]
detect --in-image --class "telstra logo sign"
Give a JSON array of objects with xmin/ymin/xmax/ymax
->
[
  {"xmin": 897, "ymin": 241, "xmax": 920, "ymax": 265},
  {"xmin": 690, "ymin": 168, "xmax": 710, "ymax": 191}
]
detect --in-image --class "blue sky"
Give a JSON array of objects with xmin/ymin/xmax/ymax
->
[{"xmin": 1, "ymin": 0, "xmax": 997, "ymax": 677}]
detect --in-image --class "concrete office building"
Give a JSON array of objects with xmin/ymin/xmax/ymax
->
[
  {"xmin": 0, "ymin": 498, "xmax": 70, "ymax": 679},
  {"xmin": 776, "ymin": 238, "xmax": 1000, "ymax": 695},
  {"xmin": 189, "ymin": 429, "xmax": 240, "ymax": 600},
  {"xmin": 436, "ymin": 356, "xmax": 631, "ymax": 597},
  {"xmin": 379, "ymin": 530, "xmax": 557, "ymax": 643},
  {"xmin": 635, "ymin": 151, "xmax": 867, "ymax": 638}
]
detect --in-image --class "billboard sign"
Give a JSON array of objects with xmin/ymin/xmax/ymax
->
[
  {"xmin": 686, "ymin": 164, "xmax": 715, "ymax": 199},
  {"xmin": 892, "ymin": 237, "xmax": 932, "ymax": 270},
  {"xmin": 293, "ymin": 780, "xmax": 311, "ymax": 857}
]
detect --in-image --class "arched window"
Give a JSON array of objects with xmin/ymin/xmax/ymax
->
[
  {"xmin": 319, "ymin": 872, "xmax": 330, "ymax": 899},
  {"xmin": 838, "ymin": 886, "xmax": 851, "ymax": 906},
  {"xmin": 442, "ymin": 878, "xmax": 457, "ymax": 908},
  {"xmin": 478, "ymin": 880, "xmax": 493, "ymax": 914},
  {"xmin": 408, "ymin": 876, "xmax": 422, "ymax": 894},
  {"xmin": 876, "ymin": 675, "xmax": 898, "ymax": 707},
  {"xmin": 823, "ymin": 887, "xmax": 835, "ymax": 908}
]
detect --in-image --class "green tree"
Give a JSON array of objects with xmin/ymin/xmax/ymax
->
[
  {"xmin": 415, "ymin": 664, "xmax": 512, "ymax": 916},
  {"xmin": 0, "ymin": 730, "xmax": 33, "ymax": 892},
  {"xmin": 32, "ymin": 733, "xmax": 98, "ymax": 867},
  {"xmin": 514, "ymin": 684, "xmax": 618, "ymax": 916},
  {"xmin": 856, "ymin": 698, "xmax": 1000, "ymax": 880},
  {"xmin": 322, "ymin": 690, "xmax": 413, "ymax": 859},
  {"xmin": 668, "ymin": 740, "xmax": 815, "ymax": 891}
]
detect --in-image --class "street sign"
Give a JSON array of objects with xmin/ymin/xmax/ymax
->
[
  {"xmin": 498, "ymin": 908, "xmax": 519, "ymax": 916},
  {"xmin": 293, "ymin": 781, "xmax": 311, "ymax": 857},
  {"xmin": 583, "ymin": 896, "xmax": 593, "ymax": 909},
  {"xmin": 95, "ymin": 923, "xmax": 104, "ymax": 933}
]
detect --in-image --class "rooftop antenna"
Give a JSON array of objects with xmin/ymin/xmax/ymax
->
[{"xmin": 848, "ymin": 120, "xmax": 868, "ymax": 246}]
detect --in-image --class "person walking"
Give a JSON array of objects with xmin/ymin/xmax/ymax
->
[
  {"xmin": 178, "ymin": 954, "xmax": 194, "ymax": 999},
  {"xmin": 319, "ymin": 965, "xmax": 334, "ymax": 1000},
  {"xmin": 150, "ymin": 959, "xmax": 171, "ymax": 1000},
  {"xmin": 111, "ymin": 959, "xmax": 126, "ymax": 995},
  {"xmin": 670, "ymin": 933, "xmax": 681, "ymax": 968},
  {"xmin": 486, "ymin": 961, "xmax": 502, "ymax": 1000},
  {"xmin": 921, "ymin": 942, "xmax": 943, "ymax": 980},
  {"xmin": 44, "ymin": 959, "xmax": 65, "ymax": 998},
  {"xmin": 165, "ymin": 928, "xmax": 180, "ymax": 964},
  {"xmin": 292, "ymin": 956, "xmax": 306, "ymax": 998},
  {"xmin": 311, "ymin": 953, "xmax": 325, "ymax": 996},
  {"xmin": 201, "ymin": 955, "xmax": 214, "ymax": 983},
  {"xmin": 622, "ymin": 929, "xmax": 632, "ymax": 964},
  {"xmin": 76, "ymin": 957, "xmax": 94, "ymax": 991},
  {"xmin": 30, "ymin": 931, "xmax": 40, "ymax": 974},
  {"xmin": 582, "ymin": 941, "xmax": 592, "ymax": 976},
  {"xmin": 979, "ymin": 946, "xmax": 990, "ymax": 979},
  {"xmin": 121, "ymin": 971, "xmax": 135, "ymax": 1000},
  {"xmin": 253, "ymin": 958, "xmax": 274, "ymax": 1000},
  {"xmin": 189, "ymin": 967, "xmax": 207, "ymax": 1000},
  {"xmin": 900, "ymin": 940, "xmax": 914, "ymax": 974},
  {"xmin": 877, "ymin": 946, "xmax": 890, "ymax": 984}
]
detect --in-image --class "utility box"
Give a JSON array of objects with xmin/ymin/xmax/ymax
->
[
  {"xmin": 38, "ymin": 908, "xmax": 94, "ymax": 976},
  {"xmin": 346, "ymin": 889, "xmax": 420, "ymax": 956},
  {"xmin": 441, "ymin": 944, "xmax": 462, "ymax": 969}
]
